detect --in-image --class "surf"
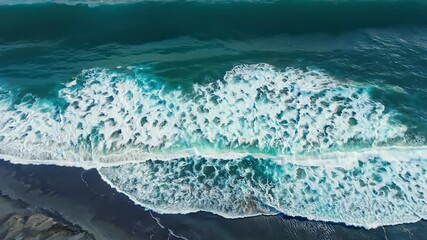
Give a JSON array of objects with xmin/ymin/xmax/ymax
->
[
  {"xmin": 0, "ymin": 64, "xmax": 409, "ymax": 162},
  {"xmin": 0, "ymin": 63, "xmax": 425, "ymax": 229}
]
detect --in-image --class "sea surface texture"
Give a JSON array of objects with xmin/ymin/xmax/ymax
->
[{"xmin": 0, "ymin": 0, "xmax": 426, "ymax": 229}]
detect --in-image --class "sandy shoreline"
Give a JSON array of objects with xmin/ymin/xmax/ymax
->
[{"xmin": 0, "ymin": 159, "xmax": 426, "ymax": 240}]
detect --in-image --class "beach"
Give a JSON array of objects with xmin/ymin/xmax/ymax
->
[{"xmin": 0, "ymin": 159, "xmax": 425, "ymax": 240}]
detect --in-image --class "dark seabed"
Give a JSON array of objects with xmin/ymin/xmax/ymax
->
[{"xmin": 0, "ymin": 159, "xmax": 426, "ymax": 240}]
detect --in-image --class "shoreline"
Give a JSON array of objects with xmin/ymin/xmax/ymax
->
[{"xmin": 0, "ymin": 159, "xmax": 425, "ymax": 240}]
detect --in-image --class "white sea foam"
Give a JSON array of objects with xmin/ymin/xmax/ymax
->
[
  {"xmin": 0, "ymin": 64, "xmax": 407, "ymax": 164},
  {"xmin": 99, "ymin": 151, "xmax": 427, "ymax": 229},
  {"xmin": 0, "ymin": 63, "xmax": 423, "ymax": 228},
  {"xmin": 2, "ymin": 143, "xmax": 425, "ymax": 229}
]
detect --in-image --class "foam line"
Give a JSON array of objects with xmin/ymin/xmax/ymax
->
[{"xmin": 1, "ymin": 145, "xmax": 427, "ymax": 168}]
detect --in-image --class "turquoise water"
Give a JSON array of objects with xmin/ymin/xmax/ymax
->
[{"xmin": 0, "ymin": 0, "xmax": 426, "ymax": 229}]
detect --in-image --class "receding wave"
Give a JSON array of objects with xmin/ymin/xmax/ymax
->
[
  {"xmin": 99, "ymin": 151, "xmax": 427, "ymax": 229},
  {"xmin": 0, "ymin": 63, "xmax": 425, "ymax": 228}
]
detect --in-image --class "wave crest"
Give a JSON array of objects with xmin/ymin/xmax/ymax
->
[
  {"xmin": 0, "ymin": 64, "xmax": 406, "ymax": 163},
  {"xmin": 0, "ymin": 64, "xmax": 425, "ymax": 228}
]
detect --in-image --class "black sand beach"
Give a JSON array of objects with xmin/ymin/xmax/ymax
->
[{"xmin": 0, "ymin": 160, "xmax": 425, "ymax": 240}]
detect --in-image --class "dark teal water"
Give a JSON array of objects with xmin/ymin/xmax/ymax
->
[
  {"xmin": 0, "ymin": 0, "xmax": 426, "ymax": 233},
  {"xmin": 1, "ymin": 2, "xmax": 426, "ymax": 131}
]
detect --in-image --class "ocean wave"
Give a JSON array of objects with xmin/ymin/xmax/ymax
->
[
  {"xmin": 98, "ymin": 150, "xmax": 427, "ymax": 229},
  {"xmin": 1, "ymin": 144, "xmax": 426, "ymax": 229},
  {"xmin": 0, "ymin": 63, "xmax": 425, "ymax": 228},
  {"xmin": 0, "ymin": 64, "xmax": 407, "ymax": 163}
]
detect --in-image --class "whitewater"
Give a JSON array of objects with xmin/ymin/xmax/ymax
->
[{"xmin": 0, "ymin": 63, "xmax": 425, "ymax": 229}]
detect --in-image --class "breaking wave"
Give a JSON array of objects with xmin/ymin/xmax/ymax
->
[
  {"xmin": 0, "ymin": 63, "xmax": 425, "ymax": 228},
  {"xmin": 0, "ymin": 64, "xmax": 407, "ymax": 162}
]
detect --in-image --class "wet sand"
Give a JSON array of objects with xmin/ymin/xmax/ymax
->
[{"xmin": 0, "ymin": 159, "xmax": 425, "ymax": 240}]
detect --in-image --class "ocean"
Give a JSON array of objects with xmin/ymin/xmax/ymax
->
[{"xmin": 0, "ymin": 0, "xmax": 426, "ymax": 238}]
